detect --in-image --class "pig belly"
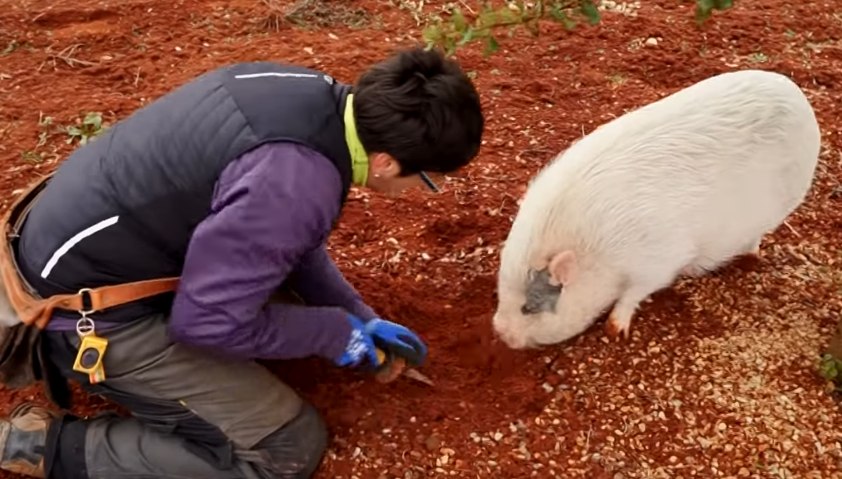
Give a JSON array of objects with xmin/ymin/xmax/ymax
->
[{"xmin": 685, "ymin": 173, "xmax": 797, "ymax": 273}]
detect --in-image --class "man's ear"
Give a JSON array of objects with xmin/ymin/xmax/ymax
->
[
  {"xmin": 548, "ymin": 250, "xmax": 578, "ymax": 286},
  {"xmin": 369, "ymin": 152, "xmax": 400, "ymax": 178}
]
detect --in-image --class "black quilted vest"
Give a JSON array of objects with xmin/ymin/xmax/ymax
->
[{"xmin": 16, "ymin": 62, "xmax": 354, "ymax": 322}]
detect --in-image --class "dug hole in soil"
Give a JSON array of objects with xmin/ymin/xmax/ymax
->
[{"xmin": 276, "ymin": 270, "xmax": 543, "ymax": 433}]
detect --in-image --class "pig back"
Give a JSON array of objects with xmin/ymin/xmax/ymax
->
[{"xmin": 515, "ymin": 69, "xmax": 820, "ymax": 264}]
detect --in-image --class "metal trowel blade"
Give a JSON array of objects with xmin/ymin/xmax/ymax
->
[{"xmin": 404, "ymin": 368, "xmax": 435, "ymax": 386}]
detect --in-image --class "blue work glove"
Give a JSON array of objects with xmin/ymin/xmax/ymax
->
[
  {"xmin": 335, "ymin": 315, "xmax": 380, "ymax": 368},
  {"xmin": 364, "ymin": 318, "xmax": 428, "ymax": 368},
  {"xmin": 334, "ymin": 315, "xmax": 428, "ymax": 369}
]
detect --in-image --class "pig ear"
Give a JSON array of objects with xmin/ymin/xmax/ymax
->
[{"xmin": 548, "ymin": 251, "xmax": 577, "ymax": 286}]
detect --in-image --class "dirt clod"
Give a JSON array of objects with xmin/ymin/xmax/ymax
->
[{"xmin": 424, "ymin": 434, "xmax": 441, "ymax": 452}]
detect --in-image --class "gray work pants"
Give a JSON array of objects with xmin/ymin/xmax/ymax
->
[{"xmin": 43, "ymin": 310, "xmax": 328, "ymax": 479}]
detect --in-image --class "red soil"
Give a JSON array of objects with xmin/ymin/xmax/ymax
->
[{"xmin": 1, "ymin": 0, "xmax": 842, "ymax": 477}]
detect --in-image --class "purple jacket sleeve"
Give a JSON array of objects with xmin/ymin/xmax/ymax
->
[
  {"xmin": 168, "ymin": 141, "xmax": 361, "ymax": 361},
  {"xmin": 286, "ymin": 245, "xmax": 378, "ymax": 321}
]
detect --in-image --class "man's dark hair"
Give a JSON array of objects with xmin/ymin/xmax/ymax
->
[{"xmin": 352, "ymin": 47, "xmax": 484, "ymax": 176}]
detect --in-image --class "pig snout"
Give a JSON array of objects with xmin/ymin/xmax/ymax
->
[{"xmin": 492, "ymin": 312, "xmax": 530, "ymax": 350}]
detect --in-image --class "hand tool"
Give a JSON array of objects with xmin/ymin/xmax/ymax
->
[{"xmin": 374, "ymin": 347, "xmax": 434, "ymax": 386}]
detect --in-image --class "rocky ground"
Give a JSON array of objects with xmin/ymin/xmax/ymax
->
[{"xmin": 1, "ymin": 0, "xmax": 841, "ymax": 477}]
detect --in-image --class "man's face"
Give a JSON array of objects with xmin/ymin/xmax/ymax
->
[{"xmin": 367, "ymin": 154, "xmax": 444, "ymax": 197}]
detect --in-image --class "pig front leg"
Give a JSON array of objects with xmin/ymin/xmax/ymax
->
[
  {"xmin": 605, "ymin": 274, "xmax": 677, "ymax": 340},
  {"xmin": 605, "ymin": 294, "xmax": 644, "ymax": 340}
]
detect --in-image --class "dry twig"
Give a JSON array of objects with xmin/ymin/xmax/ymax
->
[{"xmin": 38, "ymin": 44, "xmax": 97, "ymax": 72}]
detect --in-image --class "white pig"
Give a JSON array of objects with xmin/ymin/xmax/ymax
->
[{"xmin": 492, "ymin": 69, "xmax": 821, "ymax": 349}]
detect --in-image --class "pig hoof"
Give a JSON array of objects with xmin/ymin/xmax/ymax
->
[{"xmin": 605, "ymin": 316, "xmax": 631, "ymax": 340}]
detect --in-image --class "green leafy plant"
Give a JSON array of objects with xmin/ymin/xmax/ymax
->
[
  {"xmin": 422, "ymin": 0, "xmax": 735, "ymax": 56},
  {"xmin": 19, "ymin": 112, "xmax": 59, "ymax": 164},
  {"xmin": 66, "ymin": 112, "xmax": 106, "ymax": 146},
  {"xmin": 2, "ymin": 40, "xmax": 18, "ymax": 56},
  {"xmin": 694, "ymin": 0, "xmax": 734, "ymax": 24},
  {"xmin": 37, "ymin": 113, "xmax": 54, "ymax": 149},
  {"xmin": 819, "ymin": 354, "xmax": 842, "ymax": 392}
]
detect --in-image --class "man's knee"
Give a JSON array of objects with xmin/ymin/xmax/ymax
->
[{"xmin": 254, "ymin": 402, "xmax": 328, "ymax": 479}]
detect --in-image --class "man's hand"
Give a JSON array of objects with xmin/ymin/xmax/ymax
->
[
  {"xmin": 364, "ymin": 318, "xmax": 427, "ymax": 368},
  {"xmin": 334, "ymin": 315, "xmax": 427, "ymax": 370},
  {"xmin": 334, "ymin": 315, "xmax": 380, "ymax": 368}
]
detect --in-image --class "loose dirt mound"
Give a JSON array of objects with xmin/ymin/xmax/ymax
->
[{"xmin": 1, "ymin": 0, "xmax": 842, "ymax": 478}]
